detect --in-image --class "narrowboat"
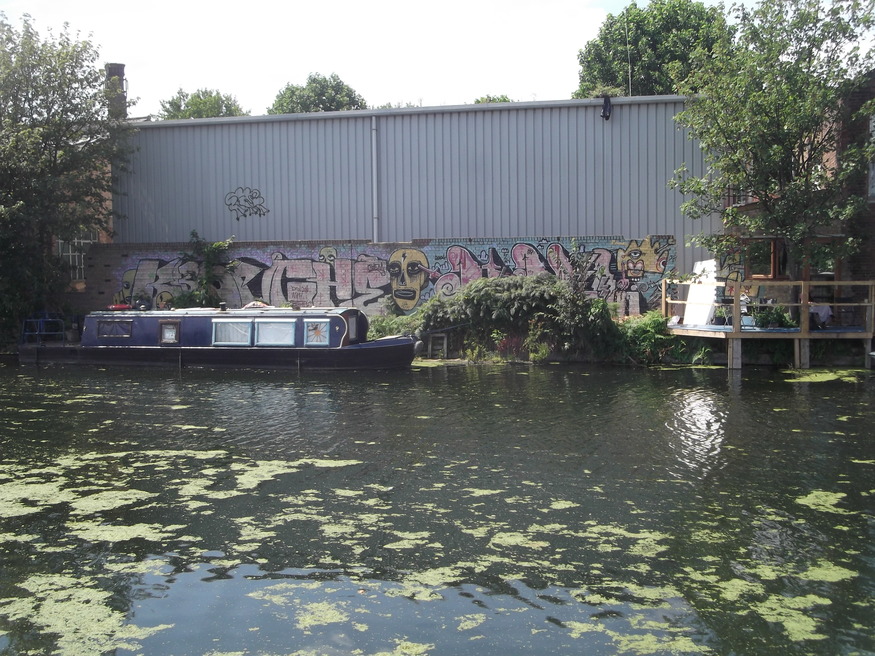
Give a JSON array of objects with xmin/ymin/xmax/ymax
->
[{"xmin": 19, "ymin": 306, "xmax": 420, "ymax": 370}]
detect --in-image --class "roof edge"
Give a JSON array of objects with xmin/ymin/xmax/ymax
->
[{"xmin": 133, "ymin": 95, "xmax": 688, "ymax": 128}]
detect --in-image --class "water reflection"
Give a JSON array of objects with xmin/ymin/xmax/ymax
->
[
  {"xmin": 664, "ymin": 387, "xmax": 728, "ymax": 479},
  {"xmin": 0, "ymin": 364, "xmax": 873, "ymax": 655}
]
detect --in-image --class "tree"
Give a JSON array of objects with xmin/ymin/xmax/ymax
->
[
  {"xmin": 0, "ymin": 15, "xmax": 132, "ymax": 341},
  {"xmin": 158, "ymin": 88, "xmax": 248, "ymax": 119},
  {"xmin": 475, "ymin": 94, "xmax": 513, "ymax": 104},
  {"xmin": 574, "ymin": 0, "xmax": 730, "ymax": 98},
  {"xmin": 672, "ymin": 0, "xmax": 875, "ymax": 277},
  {"xmin": 268, "ymin": 73, "xmax": 367, "ymax": 114},
  {"xmin": 373, "ymin": 101, "xmax": 422, "ymax": 109}
]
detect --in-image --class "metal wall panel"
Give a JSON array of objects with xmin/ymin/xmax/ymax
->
[
  {"xmin": 114, "ymin": 98, "xmax": 721, "ymax": 274},
  {"xmin": 115, "ymin": 115, "xmax": 375, "ymax": 244}
]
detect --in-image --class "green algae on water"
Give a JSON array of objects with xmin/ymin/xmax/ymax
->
[
  {"xmin": 785, "ymin": 369, "xmax": 867, "ymax": 383},
  {"xmin": 795, "ymin": 490, "xmax": 851, "ymax": 514}
]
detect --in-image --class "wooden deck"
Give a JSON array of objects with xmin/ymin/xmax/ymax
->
[{"xmin": 661, "ymin": 279, "xmax": 875, "ymax": 369}]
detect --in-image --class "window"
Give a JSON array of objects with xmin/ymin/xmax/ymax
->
[
  {"xmin": 97, "ymin": 320, "xmax": 133, "ymax": 338},
  {"xmin": 212, "ymin": 320, "xmax": 252, "ymax": 345},
  {"xmin": 58, "ymin": 230, "xmax": 99, "ymax": 282},
  {"xmin": 254, "ymin": 319, "xmax": 297, "ymax": 346},
  {"xmin": 160, "ymin": 321, "xmax": 180, "ymax": 345},
  {"xmin": 743, "ymin": 239, "xmax": 787, "ymax": 279},
  {"xmin": 304, "ymin": 319, "xmax": 330, "ymax": 346}
]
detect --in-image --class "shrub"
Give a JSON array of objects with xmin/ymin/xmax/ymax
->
[
  {"xmin": 172, "ymin": 231, "xmax": 236, "ymax": 308},
  {"xmin": 368, "ymin": 312, "xmax": 421, "ymax": 339},
  {"xmin": 417, "ymin": 275, "xmax": 626, "ymax": 362},
  {"xmin": 617, "ymin": 311, "xmax": 676, "ymax": 365}
]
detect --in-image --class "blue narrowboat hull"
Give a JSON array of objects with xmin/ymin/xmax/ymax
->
[{"xmin": 19, "ymin": 307, "xmax": 419, "ymax": 370}]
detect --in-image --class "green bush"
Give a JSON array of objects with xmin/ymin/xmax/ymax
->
[
  {"xmin": 368, "ymin": 312, "xmax": 422, "ymax": 339},
  {"xmin": 417, "ymin": 275, "xmax": 626, "ymax": 362},
  {"xmin": 617, "ymin": 311, "xmax": 677, "ymax": 365}
]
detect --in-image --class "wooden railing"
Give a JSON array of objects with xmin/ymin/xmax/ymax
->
[{"xmin": 660, "ymin": 279, "xmax": 875, "ymax": 339}]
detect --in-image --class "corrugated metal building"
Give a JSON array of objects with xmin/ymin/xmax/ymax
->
[{"xmin": 113, "ymin": 95, "xmax": 719, "ymax": 275}]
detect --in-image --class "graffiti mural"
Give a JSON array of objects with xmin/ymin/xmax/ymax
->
[{"xmin": 107, "ymin": 236, "xmax": 675, "ymax": 317}]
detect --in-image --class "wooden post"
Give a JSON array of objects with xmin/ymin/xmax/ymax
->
[
  {"xmin": 661, "ymin": 279, "xmax": 668, "ymax": 318},
  {"xmin": 800, "ymin": 281, "xmax": 810, "ymax": 336},
  {"xmin": 795, "ymin": 339, "xmax": 810, "ymax": 369},
  {"xmin": 732, "ymin": 284, "xmax": 742, "ymax": 332},
  {"xmin": 728, "ymin": 338, "xmax": 742, "ymax": 369}
]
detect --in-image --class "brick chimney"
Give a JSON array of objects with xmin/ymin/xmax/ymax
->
[{"xmin": 105, "ymin": 63, "xmax": 127, "ymax": 119}]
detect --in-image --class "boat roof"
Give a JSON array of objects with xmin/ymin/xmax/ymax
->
[{"xmin": 89, "ymin": 307, "xmax": 356, "ymax": 318}]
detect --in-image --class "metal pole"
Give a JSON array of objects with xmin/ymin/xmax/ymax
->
[{"xmin": 371, "ymin": 116, "xmax": 379, "ymax": 243}]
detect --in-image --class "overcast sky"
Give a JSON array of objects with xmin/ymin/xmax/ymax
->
[{"xmin": 3, "ymin": 0, "xmax": 731, "ymax": 117}]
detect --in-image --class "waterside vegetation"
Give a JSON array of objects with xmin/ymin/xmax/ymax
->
[{"xmin": 371, "ymin": 274, "xmax": 707, "ymax": 367}]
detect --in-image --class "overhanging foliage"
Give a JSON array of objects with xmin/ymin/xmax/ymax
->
[
  {"xmin": 0, "ymin": 16, "xmax": 133, "ymax": 342},
  {"xmin": 672, "ymin": 0, "xmax": 875, "ymax": 275}
]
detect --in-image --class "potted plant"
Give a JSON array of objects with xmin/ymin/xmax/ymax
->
[
  {"xmin": 713, "ymin": 306, "xmax": 731, "ymax": 325},
  {"xmin": 754, "ymin": 305, "xmax": 796, "ymax": 329}
]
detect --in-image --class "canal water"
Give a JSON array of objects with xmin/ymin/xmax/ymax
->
[{"xmin": 0, "ymin": 362, "xmax": 872, "ymax": 655}]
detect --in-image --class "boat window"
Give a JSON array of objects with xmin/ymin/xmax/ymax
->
[
  {"xmin": 254, "ymin": 319, "xmax": 296, "ymax": 346},
  {"xmin": 97, "ymin": 320, "xmax": 133, "ymax": 338},
  {"xmin": 212, "ymin": 320, "xmax": 252, "ymax": 346},
  {"xmin": 347, "ymin": 314, "xmax": 357, "ymax": 341},
  {"xmin": 304, "ymin": 319, "xmax": 330, "ymax": 346},
  {"xmin": 160, "ymin": 321, "xmax": 180, "ymax": 345}
]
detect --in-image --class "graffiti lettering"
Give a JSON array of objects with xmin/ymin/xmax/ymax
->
[
  {"xmin": 109, "ymin": 236, "xmax": 675, "ymax": 317},
  {"xmin": 225, "ymin": 187, "xmax": 269, "ymax": 220}
]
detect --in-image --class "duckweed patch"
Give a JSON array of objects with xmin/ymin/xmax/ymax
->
[
  {"xmin": 1, "ymin": 365, "xmax": 873, "ymax": 655},
  {"xmin": 784, "ymin": 369, "xmax": 869, "ymax": 383},
  {"xmin": 795, "ymin": 490, "xmax": 850, "ymax": 514}
]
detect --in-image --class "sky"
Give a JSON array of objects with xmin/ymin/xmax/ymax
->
[{"xmin": 3, "ymin": 0, "xmax": 729, "ymax": 118}]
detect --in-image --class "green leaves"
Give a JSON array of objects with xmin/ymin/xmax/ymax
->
[
  {"xmin": 267, "ymin": 73, "xmax": 368, "ymax": 115},
  {"xmin": 673, "ymin": 0, "xmax": 875, "ymax": 273},
  {"xmin": 158, "ymin": 88, "xmax": 248, "ymax": 120},
  {"xmin": 417, "ymin": 275, "xmax": 627, "ymax": 362},
  {"xmin": 574, "ymin": 0, "xmax": 731, "ymax": 98},
  {"xmin": 173, "ymin": 231, "xmax": 236, "ymax": 308},
  {"xmin": 0, "ymin": 16, "xmax": 132, "ymax": 340}
]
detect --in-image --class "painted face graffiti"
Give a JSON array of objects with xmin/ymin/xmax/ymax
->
[
  {"xmin": 106, "ymin": 237, "xmax": 675, "ymax": 318},
  {"xmin": 387, "ymin": 249, "xmax": 430, "ymax": 311}
]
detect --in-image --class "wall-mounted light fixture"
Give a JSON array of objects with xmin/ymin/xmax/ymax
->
[{"xmin": 601, "ymin": 95, "xmax": 612, "ymax": 121}]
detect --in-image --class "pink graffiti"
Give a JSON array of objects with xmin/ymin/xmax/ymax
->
[
  {"xmin": 511, "ymin": 243, "xmax": 549, "ymax": 276},
  {"xmin": 545, "ymin": 243, "xmax": 574, "ymax": 280},
  {"xmin": 433, "ymin": 245, "xmax": 510, "ymax": 297}
]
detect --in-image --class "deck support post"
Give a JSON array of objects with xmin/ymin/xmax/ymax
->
[
  {"xmin": 795, "ymin": 338, "xmax": 810, "ymax": 369},
  {"xmin": 727, "ymin": 338, "xmax": 742, "ymax": 369}
]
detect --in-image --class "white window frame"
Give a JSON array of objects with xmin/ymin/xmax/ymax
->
[
  {"xmin": 58, "ymin": 230, "xmax": 99, "ymax": 281},
  {"xmin": 254, "ymin": 319, "xmax": 297, "ymax": 346},
  {"xmin": 304, "ymin": 319, "xmax": 331, "ymax": 346},
  {"xmin": 212, "ymin": 319, "xmax": 252, "ymax": 346}
]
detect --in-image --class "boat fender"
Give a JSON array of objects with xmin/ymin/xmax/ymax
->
[{"xmin": 414, "ymin": 340, "xmax": 424, "ymax": 356}]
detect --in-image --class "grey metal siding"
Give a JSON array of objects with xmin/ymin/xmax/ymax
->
[
  {"xmin": 114, "ymin": 98, "xmax": 720, "ymax": 275},
  {"xmin": 115, "ymin": 116, "xmax": 375, "ymax": 244}
]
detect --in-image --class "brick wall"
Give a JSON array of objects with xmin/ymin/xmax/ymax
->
[{"xmin": 843, "ymin": 71, "xmax": 875, "ymax": 281}]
